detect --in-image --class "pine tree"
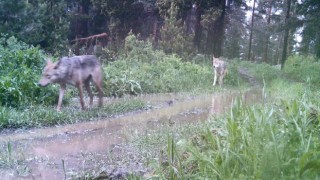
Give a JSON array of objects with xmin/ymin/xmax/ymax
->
[{"xmin": 159, "ymin": 2, "xmax": 194, "ymax": 59}]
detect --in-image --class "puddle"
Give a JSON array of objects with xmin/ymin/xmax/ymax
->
[{"xmin": 0, "ymin": 89, "xmax": 262, "ymax": 179}]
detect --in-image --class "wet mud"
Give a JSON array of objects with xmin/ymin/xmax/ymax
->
[{"xmin": 0, "ymin": 88, "xmax": 262, "ymax": 179}]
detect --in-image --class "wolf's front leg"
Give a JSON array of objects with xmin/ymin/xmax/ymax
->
[
  {"xmin": 213, "ymin": 71, "xmax": 217, "ymax": 86},
  {"xmin": 57, "ymin": 84, "xmax": 66, "ymax": 111}
]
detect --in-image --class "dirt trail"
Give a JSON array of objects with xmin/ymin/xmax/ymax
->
[{"xmin": 0, "ymin": 70, "xmax": 262, "ymax": 179}]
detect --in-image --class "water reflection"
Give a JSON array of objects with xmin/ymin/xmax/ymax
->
[{"xmin": 211, "ymin": 88, "xmax": 262, "ymax": 115}]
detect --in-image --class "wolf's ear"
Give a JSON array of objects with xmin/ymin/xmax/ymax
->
[{"xmin": 212, "ymin": 57, "xmax": 217, "ymax": 62}]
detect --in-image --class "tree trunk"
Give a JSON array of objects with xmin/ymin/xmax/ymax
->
[
  {"xmin": 281, "ymin": 0, "xmax": 292, "ymax": 70},
  {"xmin": 316, "ymin": 35, "xmax": 320, "ymax": 58},
  {"xmin": 248, "ymin": 0, "xmax": 256, "ymax": 61},
  {"xmin": 211, "ymin": 0, "xmax": 226, "ymax": 57},
  {"xmin": 263, "ymin": 0, "xmax": 273, "ymax": 63}
]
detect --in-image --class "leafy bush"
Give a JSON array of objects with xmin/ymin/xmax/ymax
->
[
  {"xmin": 104, "ymin": 56, "xmax": 212, "ymax": 97},
  {"xmin": 123, "ymin": 32, "xmax": 167, "ymax": 63},
  {"xmin": 0, "ymin": 35, "xmax": 57, "ymax": 107}
]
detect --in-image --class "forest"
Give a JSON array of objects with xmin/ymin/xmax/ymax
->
[
  {"xmin": 0, "ymin": 0, "xmax": 320, "ymax": 179},
  {"xmin": 1, "ymin": 0, "xmax": 319, "ymax": 64}
]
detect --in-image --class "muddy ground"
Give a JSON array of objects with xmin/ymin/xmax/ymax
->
[
  {"xmin": 0, "ymin": 69, "xmax": 261, "ymax": 179},
  {"xmin": 0, "ymin": 91, "xmax": 262, "ymax": 179}
]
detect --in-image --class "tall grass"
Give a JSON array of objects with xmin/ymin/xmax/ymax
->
[
  {"xmin": 142, "ymin": 56, "xmax": 320, "ymax": 179},
  {"xmin": 147, "ymin": 90, "xmax": 320, "ymax": 179},
  {"xmin": 104, "ymin": 57, "xmax": 213, "ymax": 97}
]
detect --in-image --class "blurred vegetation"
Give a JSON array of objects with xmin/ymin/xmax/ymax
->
[{"xmin": 0, "ymin": 35, "xmax": 57, "ymax": 107}]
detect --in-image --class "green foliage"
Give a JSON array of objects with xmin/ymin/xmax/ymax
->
[
  {"xmin": 0, "ymin": 36, "xmax": 57, "ymax": 107},
  {"xmin": 225, "ymin": 59, "xmax": 246, "ymax": 87},
  {"xmin": 159, "ymin": 2, "xmax": 194, "ymax": 59},
  {"xmin": 0, "ymin": 0, "xmax": 27, "ymax": 38},
  {"xmin": 124, "ymin": 32, "xmax": 166, "ymax": 63},
  {"xmin": 284, "ymin": 55, "xmax": 320, "ymax": 87},
  {"xmin": 239, "ymin": 60, "xmax": 285, "ymax": 84},
  {"xmin": 147, "ymin": 89, "xmax": 320, "ymax": 179},
  {"xmin": 128, "ymin": 57, "xmax": 320, "ymax": 179},
  {"xmin": 297, "ymin": 0, "xmax": 320, "ymax": 58},
  {"xmin": 102, "ymin": 33, "xmax": 213, "ymax": 97},
  {"xmin": 0, "ymin": 0, "xmax": 69, "ymax": 54},
  {"xmin": 104, "ymin": 56, "xmax": 212, "ymax": 97}
]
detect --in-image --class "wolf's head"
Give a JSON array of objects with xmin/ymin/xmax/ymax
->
[
  {"xmin": 38, "ymin": 59, "xmax": 60, "ymax": 87},
  {"xmin": 212, "ymin": 57, "xmax": 220, "ymax": 68}
]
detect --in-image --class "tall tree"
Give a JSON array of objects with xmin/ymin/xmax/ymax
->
[
  {"xmin": 281, "ymin": 0, "xmax": 292, "ymax": 69},
  {"xmin": 211, "ymin": 0, "xmax": 227, "ymax": 57},
  {"xmin": 68, "ymin": 0, "xmax": 92, "ymax": 39},
  {"xmin": 0, "ymin": 0, "xmax": 69, "ymax": 54},
  {"xmin": 159, "ymin": 2, "xmax": 194, "ymax": 58},
  {"xmin": 0, "ymin": 0, "xmax": 26, "ymax": 36},
  {"xmin": 248, "ymin": 0, "xmax": 256, "ymax": 61},
  {"xmin": 297, "ymin": 0, "xmax": 320, "ymax": 58},
  {"xmin": 223, "ymin": 3, "xmax": 247, "ymax": 59},
  {"xmin": 263, "ymin": 0, "xmax": 273, "ymax": 63},
  {"xmin": 157, "ymin": 0, "xmax": 228, "ymax": 56}
]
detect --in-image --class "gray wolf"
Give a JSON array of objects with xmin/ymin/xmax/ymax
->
[
  {"xmin": 212, "ymin": 56, "xmax": 227, "ymax": 86},
  {"xmin": 39, "ymin": 55, "xmax": 103, "ymax": 111}
]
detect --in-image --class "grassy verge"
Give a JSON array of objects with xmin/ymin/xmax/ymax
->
[{"xmin": 0, "ymin": 98, "xmax": 146, "ymax": 130}]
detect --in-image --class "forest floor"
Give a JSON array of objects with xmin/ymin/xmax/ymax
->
[{"xmin": 0, "ymin": 68, "xmax": 261, "ymax": 180}]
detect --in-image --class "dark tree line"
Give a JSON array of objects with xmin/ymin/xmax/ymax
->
[{"xmin": 0, "ymin": 0, "xmax": 319, "ymax": 62}]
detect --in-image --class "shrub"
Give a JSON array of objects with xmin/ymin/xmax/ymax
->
[
  {"xmin": 104, "ymin": 55, "xmax": 212, "ymax": 97},
  {"xmin": 0, "ymin": 35, "xmax": 57, "ymax": 107},
  {"xmin": 103, "ymin": 33, "xmax": 245, "ymax": 97},
  {"xmin": 123, "ymin": 32, "xmax": 167, "ymax": 63}
]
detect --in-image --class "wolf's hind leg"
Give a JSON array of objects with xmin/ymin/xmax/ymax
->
[
  {"xmin": 84, "ymin": 79, "xmax": 93, "ymax": 106},
  {"xmin": 76, "ymin": 82, "xmax": 86, "ymax": 110},
  {"xmin": 92, "ymin": 69, "xmax": 104, "ymax": 107}
]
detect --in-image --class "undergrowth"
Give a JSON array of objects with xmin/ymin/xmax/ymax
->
[{"xmin": 0, "ymin": 35, "xmax": 57, "ymax": 107}]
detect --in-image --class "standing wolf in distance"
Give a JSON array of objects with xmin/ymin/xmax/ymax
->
[
  {"xmin": 212, "ymin": 56, "xmax": 227, "ymax": 87},
  {"xmin": 38, "ymin": 55, "xmax": 104, "ymax": 111}
]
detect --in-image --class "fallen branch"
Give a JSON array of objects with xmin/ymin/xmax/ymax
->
[{"xmin": 71, "ymin": 33, "xmax": 108, "ymax": 43}]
